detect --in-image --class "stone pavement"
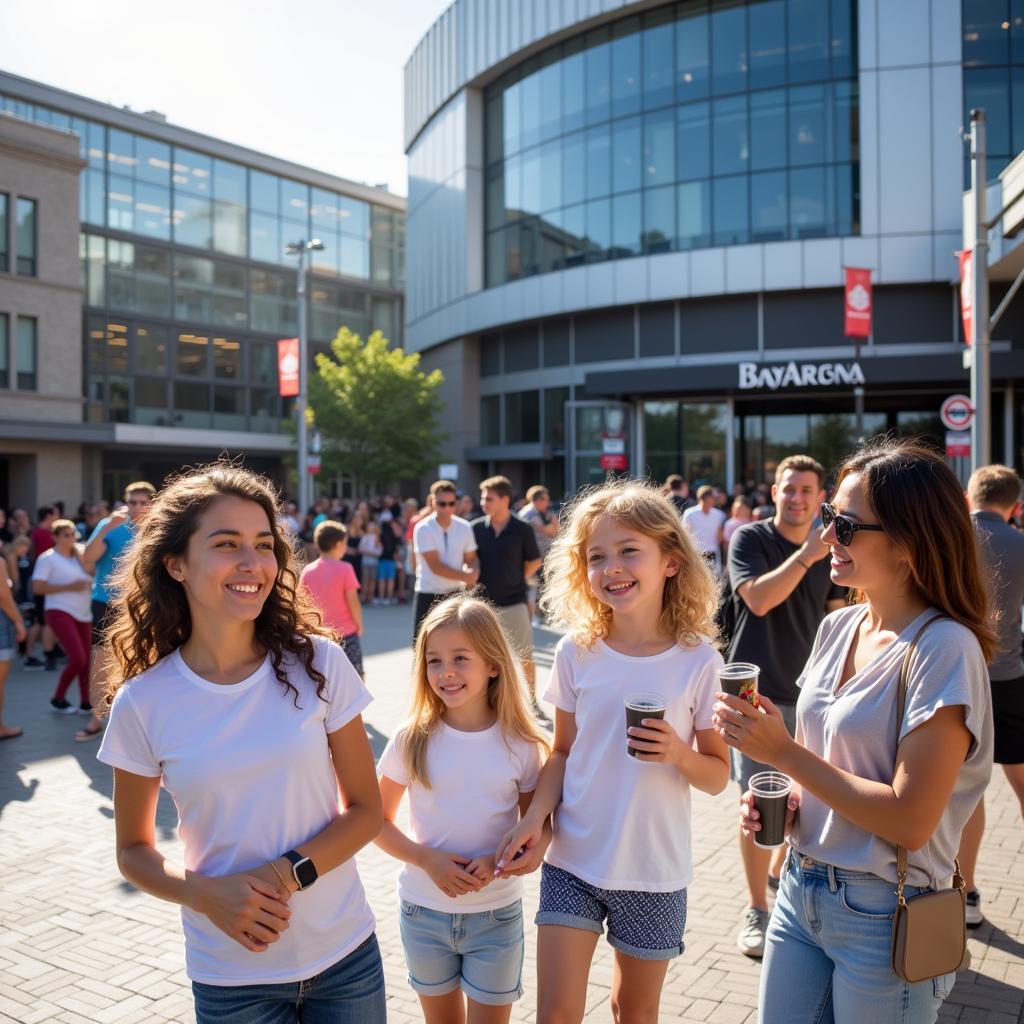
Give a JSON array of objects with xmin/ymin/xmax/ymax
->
[{"xmin": 1, "ymin": 603, "xmax": 1022, "ymax": 1023}]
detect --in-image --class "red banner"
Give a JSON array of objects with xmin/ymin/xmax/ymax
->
[
  {"xmin": 844, "ymin": 267, "xmax": 872, "ymax": 338},
  {"xmin": 959, "ymin": 250, "xmax": 974, "ymax": 346},
  {"xmin": 277, "ymin": 338, "xmax": 300, "ymax": 397}
]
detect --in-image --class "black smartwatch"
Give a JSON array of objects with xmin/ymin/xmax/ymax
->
[{"xmin": 283, "ymin": 850, "xmax": 318, "ymax": 890}]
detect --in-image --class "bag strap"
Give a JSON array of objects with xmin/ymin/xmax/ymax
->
[{"xmin": 894, "ymin": 612, "xmax": 965, "ymax": 903}]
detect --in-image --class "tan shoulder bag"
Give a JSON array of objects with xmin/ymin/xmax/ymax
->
[{"xmin": 890, "ymin": 612, "xmax": 967, "ymax": 983}]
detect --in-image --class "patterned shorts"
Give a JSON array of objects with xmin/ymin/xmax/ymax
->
[{"xmin": 536, "ymin": 862, "xmax": 687, "ymax": 961}]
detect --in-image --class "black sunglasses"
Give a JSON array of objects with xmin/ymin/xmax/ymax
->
[
  {"xmin": 435, "ymin": 500, "xmax": 456, "ymax": 508},
  {"xmin": 820, "ymin": 503, "xmax": 885, "ymax": 547}
]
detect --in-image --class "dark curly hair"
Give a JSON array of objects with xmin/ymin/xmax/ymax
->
[{"xmin": 104, "ymin": 462, "xmax": 332, "ymax": 706}]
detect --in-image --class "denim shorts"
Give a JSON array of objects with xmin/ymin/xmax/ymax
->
[
  {"xmin": 0, "ymin": 611, "xmax": 14, "ymax": 661},
  {"xmin": 760, "ymin": 850, "xmax": 956, "ymax": 1023},
  {"xmin": 399, "ymin": 899, "xmax": 524, "ymax": 1006},
  {"xmin": 191, "ymin": 934, "xmax": 385, "ymax": 1024},
  {"xmin": 536, "ymin": 862, "xmax": 687, "ymax": 961}
]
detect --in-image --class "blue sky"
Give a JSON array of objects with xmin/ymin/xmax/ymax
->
[{"xmin": 0, "ymin": 0, "xmax": 452, "ymax": 196}]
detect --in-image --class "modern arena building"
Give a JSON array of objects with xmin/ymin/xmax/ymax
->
[{"xmin": 405, "ymin": 0, "xmax": 1024, "ymax": 495}]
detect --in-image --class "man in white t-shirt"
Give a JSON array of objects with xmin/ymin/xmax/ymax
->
[
  {"xmin": 683, "ymin": 486, "xmax": 727, "ymax": 574},
  {"xmin": 412, "ymin": 480, "xmax": 479, "ymax": 640}
]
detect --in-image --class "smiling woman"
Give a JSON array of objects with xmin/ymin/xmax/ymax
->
[{"xmin": 94, "ymin": 463, "xmax": 387, "ymax": 1023}]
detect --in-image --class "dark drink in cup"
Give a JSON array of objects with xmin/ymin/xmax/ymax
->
[
  {"xmin": 718, "ymin": 662, "xmax": 760, "ymax": 708},
  {"xmin": 749, "ymin": 771, "xmax": 793, "ymax": 848},
  {"xmin": 624, "ymin": 692, "xmax": 666, "ymax": 759}
]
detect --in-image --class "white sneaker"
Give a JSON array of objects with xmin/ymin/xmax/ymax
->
[
  {"xmin": 737, "ymin": 907, "xmax": 771, "ymax": 958},
  {"xmin": 965, "ymin": 890, "xmax": 983, "ymax": 929}
]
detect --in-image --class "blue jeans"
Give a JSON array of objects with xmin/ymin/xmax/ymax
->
[
  {"xmin": 760, "ymin": 851, "xmax": 956, "ymax": 1023},
  {"xmin": 191, "ymin": 934, "xmax": 386, "ymax": 1024}
]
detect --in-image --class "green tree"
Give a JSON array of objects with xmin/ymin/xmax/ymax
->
[{"xmin": 310, "ymin": 327, "xmax": 445, "ymax": 494}]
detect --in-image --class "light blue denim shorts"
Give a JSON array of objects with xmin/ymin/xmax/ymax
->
[{"xmin": 398, "ymin": 899, "xmax": 524, "ymax": 1006}]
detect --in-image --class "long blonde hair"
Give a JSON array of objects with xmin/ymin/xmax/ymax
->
[
  {"xmin": 402, "ymin": 594, "xmax": 550, "ymax": 788},
  {"xmin": 540, "ymin": 479, "xmax": 718, "ymax": 650}
]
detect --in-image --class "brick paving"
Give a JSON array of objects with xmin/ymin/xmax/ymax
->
[{"xmin": 1, "ymin": 603, "xmax": 1022, "ymax": 1023}]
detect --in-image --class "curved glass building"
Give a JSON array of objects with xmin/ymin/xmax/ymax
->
[{"xmin": 406, "ymin": 0, "xmax": 1024, "ymax": 495}]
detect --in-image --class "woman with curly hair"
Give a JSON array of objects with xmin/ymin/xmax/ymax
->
[
  {"xmin": 96, "ymin": 463, "xmax": 385, "ymax": 1023},
  {"xmin": 494, "ymin": 480, "xmax": 730, "ymax": 1024}
]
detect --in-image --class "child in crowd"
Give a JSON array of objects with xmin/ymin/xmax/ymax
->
[
  {"xmin": 496, "ymin": 480, "xmax": 730, "ymax": 1024},
  {"xmin": 300, "ymin": 520, "xmax": 365, "ymax": 679},
  {"xmin": 376, "ymin": 594, "xmax": 549, "ymax": 1023},
  {"xmin": 97, "ymin": 465, "xmax": 385, "ymax": 1023},
  {"xmin": 359, "ymin": 521, "xmax": 382, "ymax": 606}
]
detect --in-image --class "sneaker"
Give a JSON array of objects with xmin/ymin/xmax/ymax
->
[
  {"xmin": 966, "ymin": 890, "xmax": 983, "ymax": 929},
  {"xmin": 78, "ymin": 703, "xmax": 93, "ymax": 715},
  {"xmin": 737, "ymin": 907, "xmax": 771, "ymax": 958},
  {"xmin": 44, "ymin": 653, "xmax": 58, "ymax": 671},
  {"xmin": 23, "ymin": 657, "xmax": 45, "ymax": 672},
  {"xmin": 50, "ymin": 698, "xmax": 77, "ymax": 715}
]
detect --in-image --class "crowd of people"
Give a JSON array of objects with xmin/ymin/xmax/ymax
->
[{"xmin": 1, "ymin": 439, "xmax": 1021, "ymax": 1024}]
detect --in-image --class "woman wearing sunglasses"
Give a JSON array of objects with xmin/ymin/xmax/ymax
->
[{"xmin": 713, "ymin": 437, "xmax": 994, "ymax": 1022}]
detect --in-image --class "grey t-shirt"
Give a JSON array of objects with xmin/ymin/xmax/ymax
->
[
  {"xmin": 791, "ymin": 604, "xmax": 993, "ymax": 888},
  {"xmin": 971, "ymin": 510, "xmax": 1024, "ymax": 680}
]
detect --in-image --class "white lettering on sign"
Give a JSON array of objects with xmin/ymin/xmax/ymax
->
[{"xmin": 737, "ymin": 361, "xmax": 865, "ymax": 390}]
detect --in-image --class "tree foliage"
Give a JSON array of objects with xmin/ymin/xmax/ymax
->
[{"xmin": 309, "ymin": 328, "xmax": 445, "ymax": 492}]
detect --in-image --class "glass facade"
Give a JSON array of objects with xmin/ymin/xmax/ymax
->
[
  {"xmin": 484, "ymin": 0, "xmax": 859, "ymax": 286},
  {"xmin": 0, "ymin": 91, "xmax": 405, "ymax": 431},
  {"xmin": 963, "ymin": 0, "xmax": 1024, "ymax": 182},
  {"xmin": 0, "ymin": 193, "xmax": 6, "ymax": 272}
]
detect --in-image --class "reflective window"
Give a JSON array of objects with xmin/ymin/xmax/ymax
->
[
  {"xmin": 174, "ymin": 194, "xmax": 213, "ymax": 249},
  {"xmin": 15, "ymin": 197, "xmax": 36, "ymax": 275},
  {"xmin": 213, "ymin": 335, "xmax": 243, "ymax": 380},
  {"xmin": 174, "ymin": 381, "xmax": 211, "ymax": 427},
  {"xmin": 134, "ymin": 376, "xmax": 169, "ymax": 425},
  {"xmin": 483, "ymin": 0, "xmax": 859, "ymax": 284},
  {"xmin": 135, "ymin": 324, "xmax": 169, "ymax": 375},
  {"xmin": 0, "ymin": 315, "xmax": 10, "ymax": 385},
  {"xmin": 174, "ymin": 149, "xmax": 213, "ymax": 196},
  {"xmin": 16, "ymin": 316, "xmax": 37, "ymax": 390},
  {"xmin": 176, "ymin": 331, "xmax": 209, "ymax": 377}
]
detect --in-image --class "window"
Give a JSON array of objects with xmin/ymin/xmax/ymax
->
[
  {"xmin": 0, "ymin": 314, "xmax": 7, "ymax": 386},
  {"xmin": 16, "ymin": 316, "xmax": 36, "ymax": 390},
  {"xmin": 506, "ymin": 390, "xmax": 541, "ymax": 443},
  {"xmin": 135, "ymin": 324, "xmax": 169, "ymax": 375},
  {"xmin": 483, "ymin": 0, "xmax": 859, "ymax": 284},
  {"xmin": 481, "ymin": 395, "xmax": 501, "ymax": 445},
  {"xmin": 176, "ymin": 332, "xmax": 209, "ymax": 377},
  {"xmin": 0, "ymin": 194, "xmax": 7, "ymax": 271},
  {"xmin": 16, "ymin": 198, "xmax": 37, "ymax": 275}
]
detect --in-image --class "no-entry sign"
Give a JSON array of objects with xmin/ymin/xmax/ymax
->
[{"xmin": 940, "ymin": 394, "xmax": 975, "ymax": 432}]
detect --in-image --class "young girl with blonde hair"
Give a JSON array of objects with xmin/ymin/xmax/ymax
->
[
  {"xmin": 496, "ymin": 480, "xmax": 730, "ymax": 1024},
  {"xmin": 376, "ymin": 593, "xmax": 549, "ymax": 1024}
]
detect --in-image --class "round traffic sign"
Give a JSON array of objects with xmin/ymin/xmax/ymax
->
[{"xmin": 940, "ymin": 394, "xmax": 975, "ymax": 432}]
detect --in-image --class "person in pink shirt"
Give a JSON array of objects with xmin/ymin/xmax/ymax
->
[{"xmin": 300, "ymin": 521, "xmax": 365, "ymax": 679}]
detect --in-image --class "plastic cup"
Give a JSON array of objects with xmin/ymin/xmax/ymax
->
[
  {"xmin": 624, "ymin": 692, "xmax": 666, "ymax": 759},
  {"xmin": 749, "ymin": 771, "xmax": 793, "ymax": 848},
  {"xmin": 718, "ymin": 662, "xmax": 760, "ymax": 707}
]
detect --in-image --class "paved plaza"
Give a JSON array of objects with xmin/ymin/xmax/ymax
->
[{"xmin": 1, "ymin": 604, "xmax": 1022, "ymax": 1023}]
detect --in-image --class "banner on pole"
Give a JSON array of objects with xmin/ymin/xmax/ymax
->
[
  {"xmin": 277, "ymin": 338, "xmax": 300, "ymax": 397},
  {"xmin": 958, "ymin": 250, "xmax": 974, "ymax": 346},
  {"xmin": 844, "ymin": 267, "xmax": 872, "ymax": 338}
]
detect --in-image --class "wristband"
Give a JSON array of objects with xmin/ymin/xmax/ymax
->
[
  {"xmin": 795, "ymin": 558, "xmax": 811, "ymax": 571},
  {"xmin": 269, "ymin": 859, "xmax": 290, "ymax": 892}
]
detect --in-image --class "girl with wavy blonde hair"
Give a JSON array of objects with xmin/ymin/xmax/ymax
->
[
  {"xmin": 376, "ymin": 593, "xmax": 549, "ymax": 1023},
  {"xmin": 96, "ymin": 463, "xmax": 386, "ymax": 1023},
  {"xmin": 496, "ymin": 479, "xmax": 730, "ymax": 1024}
]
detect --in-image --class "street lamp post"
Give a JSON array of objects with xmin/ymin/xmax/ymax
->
[
  {"xmin": 969, "ymin": 110, "xmax": 991, "ymax": 470},
  {"xmin": 285, "ymin": 238, "xmax": 324, "ymax": 516}
]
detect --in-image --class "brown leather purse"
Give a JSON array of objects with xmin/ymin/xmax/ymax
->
[{"xmin": 890, "ymin": 613, "xmax": 967, "ymax": 983}]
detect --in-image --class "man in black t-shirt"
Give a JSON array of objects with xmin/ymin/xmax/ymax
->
[
  {"xmin": 472, "ymin": 475, "xmax": 542, "ymax": 713},
  {"xmin": 665, "ymin": 474, "xmax": 696, "ymax": 516},
  {"xmin": 726, "ymin": 454, "xmax": 846, "ymax": 959}
]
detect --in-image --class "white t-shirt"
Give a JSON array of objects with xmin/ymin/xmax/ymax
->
[
  {"xmin": 682, "ymin": 505, "xmax": 727, "ymax": 555},
  {"xmin": 792, "ymin": 605, "xmax": 993, "ymax": 888},
  {"xmin": 31, "ymin": 548, "xmax": 92, "ymax": 621},
  {"xmin": 378, "ymin": 721, "xmax": 542, "ymax": 912},
  {"xmin": 97, "ymin": 636, "xmax": 375, "ymax": 985},
  {"xmin": 543, "ymin": 635, "xmax": 722, "ymax": 891},
  {"xmin": 413, "ymin": 514, "xmax": 477, "ymax": 595}
]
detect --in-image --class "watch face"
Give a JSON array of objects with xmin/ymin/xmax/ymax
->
[{"xmin": 294, "ymin": 857, "xmax": 317, "ymax": 889}]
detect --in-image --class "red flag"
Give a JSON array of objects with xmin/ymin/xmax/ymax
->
[
  {"xmin": 277, "ymin": 338, "xmax": 300, "ymax": 397},
  {"xmin": 958, "ymin": 250, "xmax": 974, "ymax": 346},
  {"xmin": 844, "ymin": 267, "xmax": 872, "ymax": 338}
]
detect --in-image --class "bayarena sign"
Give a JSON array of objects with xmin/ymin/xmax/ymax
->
[{"xmin": 738, "ymin": 361, "xmax": 866, "ymax": 390}]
